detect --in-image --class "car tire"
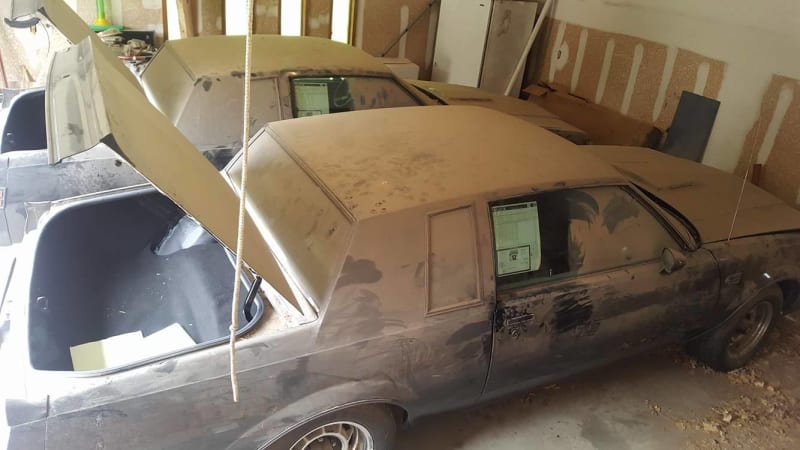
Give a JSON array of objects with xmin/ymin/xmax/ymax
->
[
  {"xmin": 689, "ymin": 286, "xmax": 782, "ymax": 372},
  {"xmin": 264, "ymin": 404, "xmax": 398, "ymax": 450}
]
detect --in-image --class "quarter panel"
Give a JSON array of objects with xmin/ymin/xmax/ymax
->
[{"xmin": 706, "ymin": 233, "xmax": 800, "ymax": 319}]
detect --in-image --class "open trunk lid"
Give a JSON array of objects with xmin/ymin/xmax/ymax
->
[{"xmin": 44, "ymin": 35, "xmax": 300, "ymax": 306}]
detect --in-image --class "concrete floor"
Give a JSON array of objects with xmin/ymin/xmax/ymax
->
[{"xmin": 398, "ymin": 316, "xmax": 800, "ymax": 450}]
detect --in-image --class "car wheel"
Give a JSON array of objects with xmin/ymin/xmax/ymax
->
[
  {"xmin": 265, "ymin": 404, "xmax": 398, "ymax": 450},
  {"xmin": 690, "ymin": 286, "xmax": 782, "ymax": 372}
]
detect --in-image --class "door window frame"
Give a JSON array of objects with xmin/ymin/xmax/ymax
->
[
  {"xmin": 487, "ymin": 184, "xmax": 688, "ymax": 292},
  {"xmin": 279, "ymin": 71, "xmax": 425, "ymax": 120}
]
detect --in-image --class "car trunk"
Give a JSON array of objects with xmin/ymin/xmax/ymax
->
[{"xmin": 27, "ymin": 190, "xmax": 253, "ymax": 371}]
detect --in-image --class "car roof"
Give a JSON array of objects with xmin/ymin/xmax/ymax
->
[
  {"xmin": 264, "ymin": 106, "xmax": 624, "ymax": 220},
  {"xmin": 143, "ymin": 35, "xmax": 391, "ymax": 80}
]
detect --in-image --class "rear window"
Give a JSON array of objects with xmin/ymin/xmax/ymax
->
[
  {"xmin": 228, "ymin": 134, "xmax": 353, "ymax": 303},
  {"xmin": 291, "ymin": 76, "xmax": 421, "ymax": 117}
]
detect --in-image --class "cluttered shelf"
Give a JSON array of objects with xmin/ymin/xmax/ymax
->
[{"xmin": 96, "ymin": 29, "xmax": 157, "ymax": 74}]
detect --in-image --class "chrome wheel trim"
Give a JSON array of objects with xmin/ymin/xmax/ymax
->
[
  {"xmin": 727, "ymin": 301, "xmax": 773, "ymax": 359},
  {"xmin": 290, "ymin": 421, "xmax": 374, "ymax": 450}
]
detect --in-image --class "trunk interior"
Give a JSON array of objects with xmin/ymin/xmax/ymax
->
[{"xmin": 28, "ymin": 190, "xmax": 255, "ymax": 371}]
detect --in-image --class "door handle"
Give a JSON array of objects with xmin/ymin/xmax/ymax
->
[{"xmin": 504, "ymin": 313, "xmax": 535, "ymax": 327}]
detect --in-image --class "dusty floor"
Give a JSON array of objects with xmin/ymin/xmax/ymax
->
[{"xmin": 398, "ymin": 316, "xmax": 800, "ymax": 450}]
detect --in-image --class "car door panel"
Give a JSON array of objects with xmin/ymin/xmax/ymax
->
[{"xmin": 483, "ymin": 186, "xmax": 719, "ymax": 396}]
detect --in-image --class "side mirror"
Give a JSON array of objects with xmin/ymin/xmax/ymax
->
[{"xmin": 661, "ymin": 248, "xmax": 686, "ymax": 274}]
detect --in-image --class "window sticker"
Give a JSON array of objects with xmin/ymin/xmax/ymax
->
[
  {"xmin": 492, "ymin": 201, "xmax": 541, "ymax": 276},
  {"xmin": 294, "ymin": 81, "xmax": 330, "ymax": 116}
]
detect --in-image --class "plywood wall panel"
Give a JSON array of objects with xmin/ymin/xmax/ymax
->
[
  {"xmin": 599, "ymin": 34, "xmax": 637, "ymax": 113},
  {"xmin": 254, "ymin": 0, "xmax": 281, "ymax": 34},
  {"xmin": 356, "ymin": 0, "xmax": 433, "ymax": 76},
  {"xmin": 734, "ymin": 76, "xmax": 800, "ymax": 206},
  {"xmin": 303, "ymin": 0, "xmax": 332, "ymax": 38},
  {"xmin": 539, "ymin": 18, "xmax": 726, "ymax": 132},
  {"xmin": 654, "ymin": 49, "xmax": 725, "ymax": 129},
  {"xmin": 569, "ymin": 27, "xmax": 607, "ymax": 101},
  {"xmin": 197, "ymin": 0, "xmax": 225, "ymax": 36},
  {"xmin": 545, "ymin": 21, "xmax": 581, "ymax": 94},
  {"xmin": 625, "ymin": 43, "xmax": 665, "ymax": 123}
]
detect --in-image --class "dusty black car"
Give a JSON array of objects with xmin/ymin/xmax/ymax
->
[
  {"xmin": 0, "ymin": 0, "xmax": 588, "ymax": 247},
  {"xmin": 3, "ymin": 28, "xmax": 800, "ymax": 449}
]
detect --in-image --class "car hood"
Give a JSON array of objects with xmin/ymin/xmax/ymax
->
[
  {"xmin": 407, "ymin": 80, "xmax": 588, "ymax": 143},
  {"xmin": 44, "ymin": 35, "xmax": 299, "ymax": 305},
  {"xmin": 592, "ymin": 146, "xmax": 800, "ymax": 243}
]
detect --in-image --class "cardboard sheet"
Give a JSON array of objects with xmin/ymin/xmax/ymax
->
[
  {"xmin": 69, "ymin": 323, "xmax": 195, "ymax": 371},
  {"xmin": 69, "ymin": 331, "xmax": 145, "ymax": 371}
]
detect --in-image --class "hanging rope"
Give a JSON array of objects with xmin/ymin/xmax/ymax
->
[
  {"xmin": 728, "ymin": 118, "xmax": 763, "ymax": 241},
  {"xmin": 230, "ymin": 0, "xmax": 256, "ymax": 403}
]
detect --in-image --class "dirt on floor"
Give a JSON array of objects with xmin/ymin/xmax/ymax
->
[
  {"xmin": 677, "ymin": 316, "xmax": 800, "ymax": 450},
  {"xmin": 398, "ymin": 316, "xmax": 800, "ymax": 450}
]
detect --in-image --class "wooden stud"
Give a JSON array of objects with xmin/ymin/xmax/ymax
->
[
  {"xmin": 176, "ymin": 0, "xmax": 196, "ymax": 38},
  {"xmin": 751, "ymin": 163, "xmax": 763, "ymax": 186},
  {"xmin": 0, "ymin": 49, "xmax": 8, "ymax": 89},
  {"xmin": 347, "ymin": 0, "xmax": 356, "ymax": 44},
  {"xmin": 161, "ymin": 0, "xmax": 169, "ymax": 41}
]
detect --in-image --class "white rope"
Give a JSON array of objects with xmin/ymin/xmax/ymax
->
[
  {"xmin": 728, "ymin": 118, "xmax": 763, "ymax": 241},
  {"xmin": 230, "ymin": 0, "xmax": 256, "ymax": 403}
]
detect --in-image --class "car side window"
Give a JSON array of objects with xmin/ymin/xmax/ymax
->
[{"xmin": 491, "ymin": 187, "xmax": 676, "ymax": 291}]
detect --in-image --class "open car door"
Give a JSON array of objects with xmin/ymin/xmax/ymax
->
[{"xmin": 44, "ymin": 34, "xmax": 302, "ymax": 309}]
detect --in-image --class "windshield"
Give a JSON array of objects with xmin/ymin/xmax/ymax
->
[{"xmin": 291, "ymin": 76, "xmax": 421, "ymax": 117}]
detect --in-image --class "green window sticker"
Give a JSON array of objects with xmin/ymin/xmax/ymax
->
[
  {"xmin": 294, "ymin": 81, "xmax": 330, "ymax": 116},
  {"xmin": 492, "ymin": 201, "xmax": 541, "ymax": 276}
]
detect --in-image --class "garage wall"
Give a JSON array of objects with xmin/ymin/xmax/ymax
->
[
  {"xmin": 68, "ymin": 0, "xmax": 165, "ymax": 44},
  {"xmin": 537, "ymin": 0, "xmax": 800, "ymax": 206},
  {"xmin": 172, "ymin": 0, "xmax": 438, "ymax": 76},
  {"xmin": 353, "ymin": 0, "xmax": 438, "ymax": 79}
]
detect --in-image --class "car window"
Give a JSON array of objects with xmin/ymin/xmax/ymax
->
[
  {"xmin": 291, "ymin": 76, "xmax": 421, "ymax": 117},
  {"xmin": 175, "ymin": 77, "xmax": 281, "ymax": 148},
  {"xmin": 490, "ymin": 187, "xmax": 676, "ymax": 291},
  {"xmin": 427, "ymin": 205, "xmax": 480, "ymax": 313}
]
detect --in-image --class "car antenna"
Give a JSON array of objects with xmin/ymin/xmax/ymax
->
[
  {"xmin": 727, "ymin": 118, "xmax": 763, "ymax": 241},
  {"xmin": 229, "ymin": 0, "xmax": 256, "ymax": 403}
]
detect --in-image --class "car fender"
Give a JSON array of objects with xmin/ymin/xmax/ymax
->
[
  {"xmin": 225, "ymin": 379, "xmax": 414, "ymax": 450},
  {"xmin": 698, "ymin": 236, "xmax": 800, "ymax": 341}
]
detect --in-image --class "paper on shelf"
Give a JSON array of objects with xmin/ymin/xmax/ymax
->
[
  {"xmin": 70, "ymin": 331, "xmax": 145, "ymax": 371},
  {"xmin": 69, "ymin": 323, "xmax": 195, "ymax": 371}
]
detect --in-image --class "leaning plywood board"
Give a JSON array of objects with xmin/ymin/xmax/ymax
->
[{"xmin": 480, "ymin": 1, "xmax": 538, "ymax": 96}]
